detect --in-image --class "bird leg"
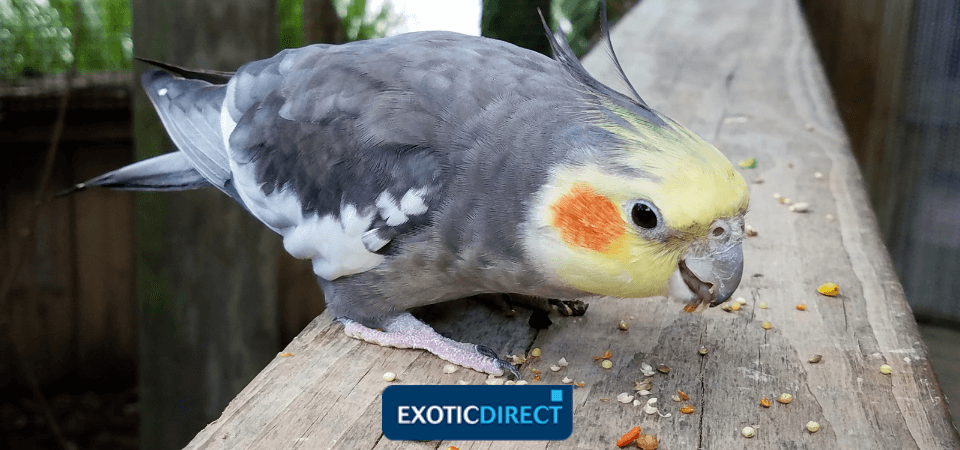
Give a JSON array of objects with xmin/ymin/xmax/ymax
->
[{"xmin": 336, "ymin": 312, "xmax": 521, "ymax": 379}]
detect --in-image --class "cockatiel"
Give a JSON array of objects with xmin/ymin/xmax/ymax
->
[{"xmin": 69, "ymin": 18, "xmax": 749, "ymax": 378}]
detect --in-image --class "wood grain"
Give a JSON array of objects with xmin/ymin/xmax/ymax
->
[{"xmin": 183, "ymin": 0, "xmax": 960, "ymax": 448}]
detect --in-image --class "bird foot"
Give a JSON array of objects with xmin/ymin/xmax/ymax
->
[
  {"xmin": 549, "ymin": 299, "xmax": 589, "ymax": 316},
  {"xmin": 336, "ymin": 313, "xmax": 520, "ymax": 379}
]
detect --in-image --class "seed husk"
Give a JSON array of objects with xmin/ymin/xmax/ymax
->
[
  {"xmin": 742, "ymin": 426, "xmax": 756, "ymax": 438},
  {"xmin": 796, "ymin": 304, "xmax": 807, "ymax": 311},
  {"xmin": 636, "ymin": 434, "xmax": 658, "ymax": 450},
  {"xmin": 671, "ymin": 395, "xmax": 681, "ymax": 402},
  {"xmin": 602, "ymin": 350, "xmax": 612, "ymax": 360},
  {"xmin": 730, "ymin": 302, "xmax": 742, "ymax": 311},
  {"xmin": 383, "ymin": 372, "xmax": 397, "ymax": 382},
  {"xmin": 602, "ymin": 360, "xmax": 613, "ymax": 369},
  {"xmin": 762, "ymin": 321, "xmax": 773, "ymax": 330},
  {"xmin": 808, "ymin": 354, "xmax": 823, "ymax": 364},
  {"xmin": 760, "ymin": 397, "xmax": 772, "ymax": 408},
  {"xmin": 618, "ymin": 321, "xmax": 630, "ymax": 331},
  {"xmin": 558, "ymin": 357, "xmax": 569, "ymax": 367},
  {"xmin": 880, "ymin": 364, "xmax": 893, "ymax": 375},
  {"xmin": 680, "ymin": 405, "xmax": 695, "ymax": 414},
  {"xmin": 657, "ymin": 364, "xmax": 670, "ymax": 374},
  {"xmin": 698, "ymin": 346, "xmax": 709, "ymax": 355},
  {"xmin": 759, "ymin": 302, "xmax": 768, "ymax": 309},
  {"xmin": 678, "ymin": 390, "xmax": 689, "ymax": 401},
  {"xmin": 777, "ymin": 393, "xmax": 793, "ymax": 404},
  {"xmin": 806, "ymin": 421, "xmax": 821, "ymax": 433}
]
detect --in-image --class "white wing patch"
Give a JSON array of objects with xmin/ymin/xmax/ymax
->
[
  {"xmin": 219, "ymin": 80, "xmax": 384, "ymax": 280},
  {"xmin": 376, "ymin": 192, "xmax": 407, "ymax": 226}
]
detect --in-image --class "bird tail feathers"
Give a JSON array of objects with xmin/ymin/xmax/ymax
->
[{"xmin": 57, "ymin": 151, "xmax": 211, "ymax": 196}]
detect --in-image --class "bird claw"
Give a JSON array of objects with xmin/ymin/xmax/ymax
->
[
  {"xmin": 550, "ymin": 299, "xmax": 589, "ymax": 316},
  {"xmin": 477, "ymin": 344, "xmax": 521, "ymax": 380}
]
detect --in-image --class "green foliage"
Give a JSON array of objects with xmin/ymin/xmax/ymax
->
[
  {"xmin": 1, "ymin": 0, "xmax": 389, "ymax": 81},
  {"xmin": 337, "ymin": 0, "xmax": 391, "ymax": 43},
  {"xmin": 278, "ymin": 0, "xmax": 305, "ymax": 49},
  {"xmin": 0, "ymin": 0, "xmax": 132, "ymax": 80},
  {"xmin": 278, "ymin": 0, "xmax": 392, "ymax": 50},
  {"xmin": 552, "ymin": 0, "xmax": 601, "ymax": 57}
]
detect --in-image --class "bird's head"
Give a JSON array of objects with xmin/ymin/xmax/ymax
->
[
  {"xmin": 523, "ymin": 94, "xmax": 749, "ymax": 310},
  {"xmin": 521, "ymin": 11, "xmax": 750, "ymax": 310}
]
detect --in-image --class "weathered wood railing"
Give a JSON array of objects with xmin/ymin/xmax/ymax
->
[{"xmin": 183, "ymin": 0, "xmax": 960, "ymax": 448}]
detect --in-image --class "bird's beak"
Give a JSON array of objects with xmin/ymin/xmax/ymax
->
[{"xmin": 669, "ymin": 242, "xmax": 744, "ymax": 310}]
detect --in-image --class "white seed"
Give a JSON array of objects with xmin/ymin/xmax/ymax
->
[
  {"xmin": 457, "ymin": 380, "xmax": 469, "ymax": 385},
  {"xmin": 773, "ymin": 193, "xmax": 782, "ymax": 199},
  {"xmin": 735, "ymin": 297, "xmax": 747, "ymax": 305},
  {"xmin": 562, "ymin": 376, "xmax": 573, "ymax": 384},
  {"xmin": 515, "ymin": 380, "xmax": 528, "ymax": 385},
  {"xmin": 789, "ymin": 202, "xmax": 809, "ymax": 213},
  {"xmin": 485, "ymin": 377, "xmax": 505, "ymax": 385},
  {"xmin": 671, "ymin": 395, "xmax": 681, "ymax": 402},
  {"xmin": 550, "ymin": 365, "xmax": 561, "ymax": 372},
  {"xmin": 383, "ymin": 372, "xmax": 397, "ymax": 382},
  {"xmin": 814, "ymin": 171, "xmax": 824, "ymax": 179},
  {"xmin": 443, "ymin": 364, "xmax": 458, "ymax": 374},
  {"xmin": 806, "ymin": 421, "xmax": 821, "ymax": 432},
  {"xmin": 601, "ymin": 360, "xmax": 613, "ymax": 369},
  {"xmin": 742, "ymin": 426, "xmax": 756, "ymax": 438},
  {"xmin": 647, "ymin": 397, "xmax": 658, "ymax": 405},
  {"xmin": 558, "ymin": 357, "xmax": 569, "ymax": 367},
  {"xmin": 633, "ymin": 399, "xmax": 642, "ymax": 406},
  {"xmin": 504, "ymin": 380, "xmax": 516, "ymax": 385},
  {"xmin": 880, "ymin": 364, "xmax": 893, "ymax": 375},
  {"xmin": 617, "ymin": 393, "xmax": 634, "ymax": 404},
  {"xmin": 640, "ymin": 362, "xmax": 653, "ymax": 372},
  {"xmin": 637, "ymin": 390, "xmax": 651, "ymax": 396},
  {"xmin": 825, "ymin": 214, "xmax": 835, "ymax": 221}
]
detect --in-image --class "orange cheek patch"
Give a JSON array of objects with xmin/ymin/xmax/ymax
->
[{"xmin": 550, "ymin": 184, "xmax": 626, "ymax": 253}]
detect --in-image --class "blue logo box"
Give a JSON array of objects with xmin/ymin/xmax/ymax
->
[{"xmin": 382, "ymin": 385, "xmax": 573, "ymax": 440}]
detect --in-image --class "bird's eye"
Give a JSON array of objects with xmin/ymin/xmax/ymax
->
[{"xmin": 631, "ymin": 202, "xmax": 658, "ymax": 229}]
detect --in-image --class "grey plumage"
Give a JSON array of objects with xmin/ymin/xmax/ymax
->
[{"xmin": 71, "ymin": 23, "xmax": 730, "ymax": 378}]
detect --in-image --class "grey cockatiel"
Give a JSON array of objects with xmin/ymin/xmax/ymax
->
[{"xmin": 70, "ymin": 21, "xmax": 749, "ymax": 378}]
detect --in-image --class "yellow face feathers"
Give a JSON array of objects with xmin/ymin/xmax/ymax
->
[{"xmin": 524, "ymin": 106, "xmax": 749, "ymax": 299}]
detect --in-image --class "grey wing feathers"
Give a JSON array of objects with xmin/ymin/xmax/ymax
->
[{"xmin": 140, "ymin": 70, "xmax": 235, "ymax": 197}]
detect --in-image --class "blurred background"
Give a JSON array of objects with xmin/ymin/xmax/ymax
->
[{"xmin": 0, "ymin": 0, "xmax": 957, "ymax": 448}]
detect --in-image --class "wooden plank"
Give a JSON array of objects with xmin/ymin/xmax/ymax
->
[
  {"xmin": 184, "ymin": 0, "xmax": 960, "ymax": 448},
  {"xmin": 2, "ymin": 147, "xmax": 77, "ymax": 385},
  {"xmin": 130, "ymin": 0, "xmax": 280, "ymax": 448},
  {"xmin": 70, "ymin": 143, "xmax": 137, "ymax": 383},
  {"xmin": 277, "ymin": 252, "xmax": 326, "ymax": 345}
]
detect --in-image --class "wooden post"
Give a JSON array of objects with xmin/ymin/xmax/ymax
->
[{"xmin": 129, "ymin": 0, "xmax": 279, "ymax": 449}]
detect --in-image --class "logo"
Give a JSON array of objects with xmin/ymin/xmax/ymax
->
[{"xmin": 382, "ymin": 385, "xmax": 573, "ymax": 440}]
